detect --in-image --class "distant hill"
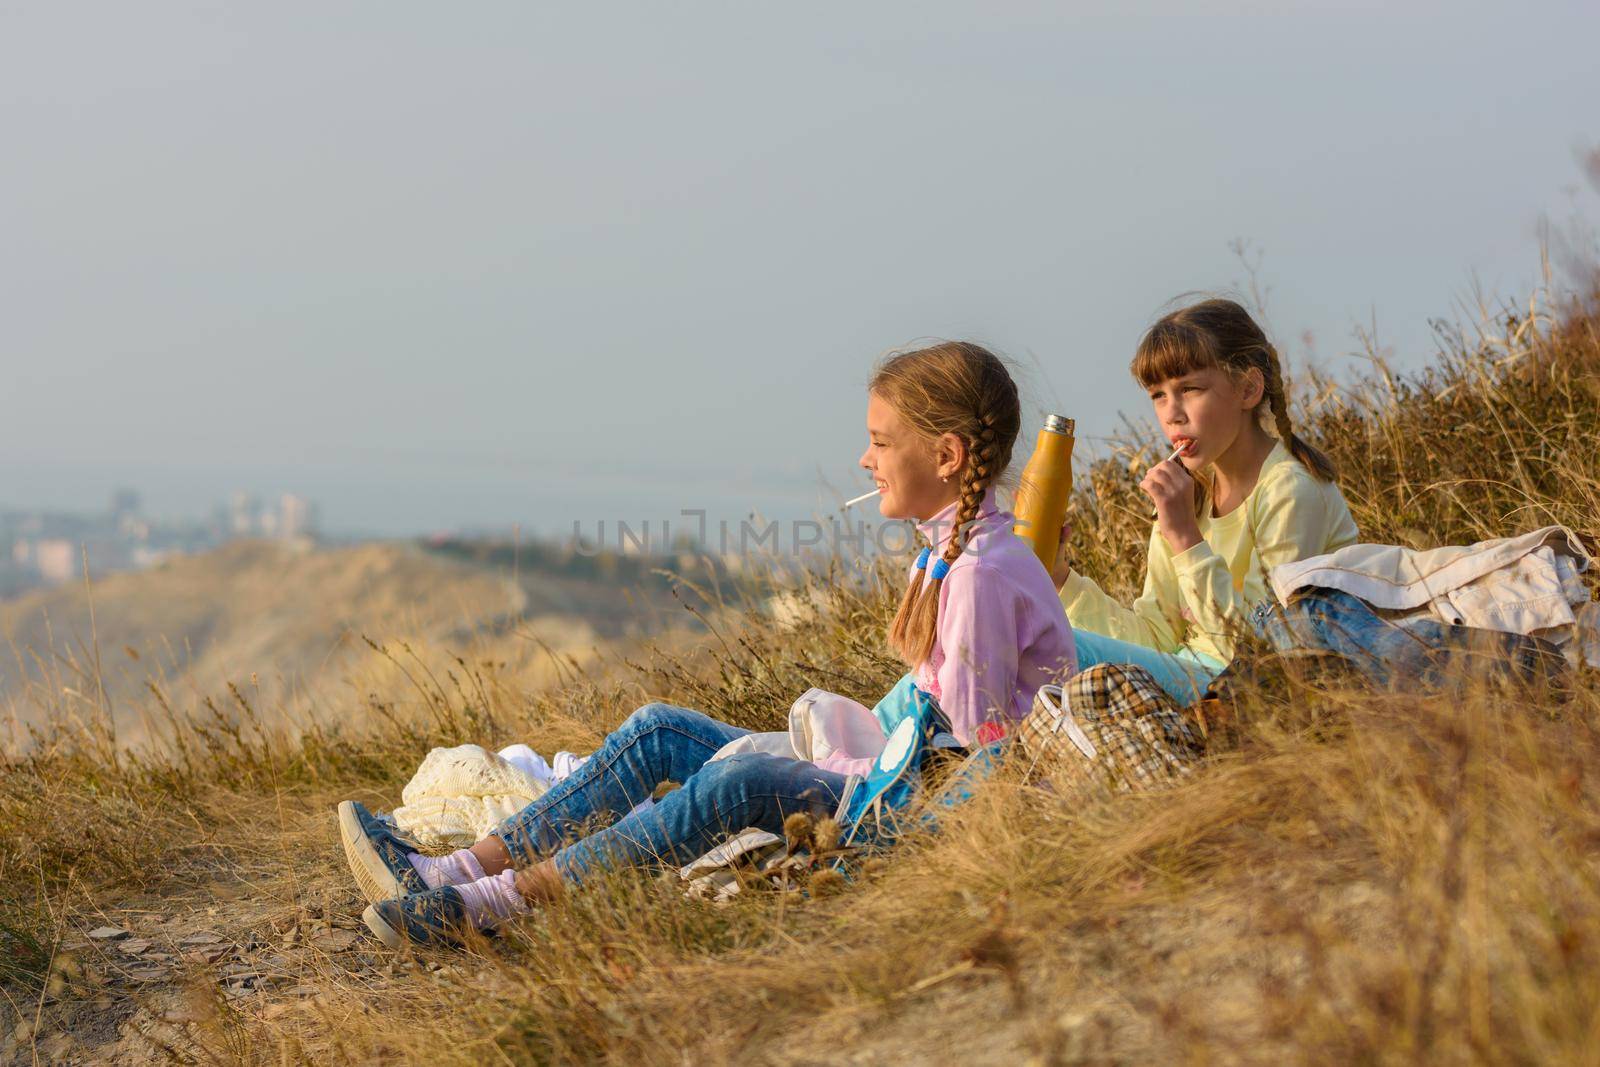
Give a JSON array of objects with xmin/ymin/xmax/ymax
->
[{"xmin": 0, "ymin": 539, "xmax": 690, "ymax": 744}]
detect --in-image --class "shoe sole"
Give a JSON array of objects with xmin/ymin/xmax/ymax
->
[
  {"xmin": 361, "ymin": 903, "xmax": 405, "ymax": 950},
  {"xmin": 338, "ymin": 800, "xmax": 406, "ymax": 905}
]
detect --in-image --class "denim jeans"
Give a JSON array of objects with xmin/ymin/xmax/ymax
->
[
  {"xmin": 1071, "ymin": 629, "xmax": 1226, "ymax": 705},
  {"xmin": 493, "ymin": 702, "xmax": 848, "ymax": 884},
  {"xmin": 1248, "ymin": 588, "xmax": 1569, "ymax": 690}
]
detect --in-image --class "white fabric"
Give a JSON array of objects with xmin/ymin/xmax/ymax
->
[
  {"xmin": 787, "ymin": 688, "xmax": 888, "ymax": 766},
  {"xmin": 678, "ymin": 827, "xmax": 786, "ymax": 878},
  {"xmin": 497, "ymin": 744, "xmax": 596, "ymax": 786},
  {"xmin": 1269, "ymin": 525, "xmax": 1597, "ymax": 666},
  {"xmin": 703, "ymin": 688, "xmax": 891, "ymax": 768},
  {"xmin": 390, "ymin": 744, "xmax": 551, "ymax": 848},
  {"xmin": 707, "ymin": 730, "xmax": 798, "ymax": 762},
  {"xmin": 497, "ymin": 743, "xmax": 555, "ymax": 784},
  {"xmin": 551, "ymin": 751, "xmax": 590, "ymax": 780},
  {"xmin": 391, "ymin": 742, "xmax": 657, "ymax": 848}
]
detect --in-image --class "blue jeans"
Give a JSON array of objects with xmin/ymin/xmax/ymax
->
[
  {"xmin": 1072, "ymin": 629, "xmax": 1226, "ymax": 704},
  {"xmin": 1248, "ymin": 588, "xmax": 1569, "ymax": 690},
  {"xmin": 493, "ymin": 703, "xmax": 848, "ymax": 884}
]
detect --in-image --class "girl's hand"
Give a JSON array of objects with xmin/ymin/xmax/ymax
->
[
  {"xmin": 1049, "ymin": 519, "xmax": 1073, "ymax": 590},
  {"xmin": 1140, "ymin": 458, "xmax": 1204, "ymax": 554}
]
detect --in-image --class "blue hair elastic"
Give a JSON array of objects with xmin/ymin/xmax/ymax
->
[
  {"xmin": 930, "ymin": 558, "xmax": 951, "ymax": 581},
  {"xmin": 914, "ymin": 546, "xmax": 932, "ymax": 570}
]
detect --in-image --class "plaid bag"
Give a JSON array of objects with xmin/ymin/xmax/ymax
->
[{"xmin": 1019, "ymin": 662, "xmax": 1206, "ymax": 798}]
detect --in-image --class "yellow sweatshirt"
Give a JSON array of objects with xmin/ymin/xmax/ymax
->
[{"xmin": 1059, "ymin": 441, "xmax": 1359, "ymax": 663}]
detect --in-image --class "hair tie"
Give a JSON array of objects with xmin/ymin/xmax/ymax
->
[
  {"xmin": 914, "ymin": 547, "xmax": 932, "ymax": 570},
  {"xmin": 930, "ymin": 558, "xmax": 951, "ymax": 581}
]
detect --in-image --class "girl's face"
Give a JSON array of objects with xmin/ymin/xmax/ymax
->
[
  {"xmin": 859, "ymin": 392, "xmax": 965, "ymax": 521},
  {"xmin": 1145, "ymin": 364, "xmax": 1264, "ymax": 468}
]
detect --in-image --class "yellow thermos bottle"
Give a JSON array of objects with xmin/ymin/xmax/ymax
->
[{"xmin": 1012, "ymin": 414, "xmax": 1075, "ymax": 569}]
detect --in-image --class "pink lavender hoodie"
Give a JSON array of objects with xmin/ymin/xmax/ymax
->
[{"xmin": 815, "ymin": 487, "xmax": 1077, "ymax": 777}]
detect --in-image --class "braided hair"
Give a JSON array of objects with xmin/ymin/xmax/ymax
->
[
  {"xmin": 1130, "ymin": 298, "xmax": 1337, "ymax": 517},
  {"xmin": 872, "ymin": 341, "xmax": 1021, "ymax": 668},
  {"xmin": 1259, "ymin": 346, "xmax": 1337, "ymax": 481}
]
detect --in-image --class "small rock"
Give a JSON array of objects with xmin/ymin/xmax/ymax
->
[
  {"xmin": 183, "ymin": 945, "xmax": 233, "ymax": 964},
  {"xmin": 178, "ymin": 932, "xmax": 227, "ymax": 947},
  {"xmin": 312, "ymin": 929, "xmax": 359, "ymax": 953},
  {"xmin": 220, "ymin": 959, "xmax": 292, "ymax": 990},
  {"xmin": 124, "ymin": 966, "xmax": 168, "ymax": 984},
  {"xmin": 88, "ymin": 926, "xmax": 130, "ymax": 941},
  {"xmin": 119, "ymin": 939, "xmax": 154, "ymax": 955}
]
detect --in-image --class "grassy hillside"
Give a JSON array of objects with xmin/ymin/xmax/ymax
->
[
  {"xmin": 0, "ymin": 539, "xmax": 693, "ymax": 752},
  {"xmin": 1, "ymin": 280, "xmax": 1597, "ymax": 1065}
]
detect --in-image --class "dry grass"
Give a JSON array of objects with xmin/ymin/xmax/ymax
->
[
  {"xmin": 3, "ymin": 278, "xmax": 1599, "ymax": 1064},
  {"xmin": 0, "ymin": 537, "xmax": 690, "ymax": 751}
]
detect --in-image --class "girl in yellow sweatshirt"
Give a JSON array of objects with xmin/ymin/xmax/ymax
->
[{"xmin": 1051, "ymin": 298, "xmax": 1359, "ymax": 702}]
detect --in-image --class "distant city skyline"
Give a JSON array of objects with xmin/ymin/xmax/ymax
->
[
  {"xmin": 5, "ymin": 3, "xmax": 1598, "ymax": 538},
  {"xmin": 2, "ymin": 487, "xmax": 320, "ymax": 594}
]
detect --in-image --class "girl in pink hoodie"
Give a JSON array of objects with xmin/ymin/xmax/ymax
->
[{"xmin": 342, "ymin": 340, "xmax": 1075, "ymax": 947}]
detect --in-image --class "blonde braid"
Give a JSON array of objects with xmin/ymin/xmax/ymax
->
[
  {"xmin": 1261, "ymin": 342, "xmax": 1338, "ymax": 481},
  {"xmin": 947, "ymin": 415, "xmax": 999, "ymax": 561},
  {"xmin": 900, "ymin": 413, "xmax": 1001, "ymax": 666},
  {"xmin": 885, "ymin": 559, "xmax": 926, "ymax": 658},
  {"xmin": 1264, "ymin": 352, "xmax": 1296, "ymax": 448}
]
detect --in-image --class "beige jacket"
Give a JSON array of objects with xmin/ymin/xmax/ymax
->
[{"xmin": 1269, "ymin": 525, "xmax": 1598, "ymax": 667}]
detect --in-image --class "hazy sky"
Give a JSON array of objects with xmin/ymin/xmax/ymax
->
[{"xmin": 5, "ymin": 2, "xmax": 1597, "ymax": 539}]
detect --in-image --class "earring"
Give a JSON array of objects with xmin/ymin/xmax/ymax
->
[{"xmin": 941, "ymin": 475, "xmax": 949, "ymax": 483}]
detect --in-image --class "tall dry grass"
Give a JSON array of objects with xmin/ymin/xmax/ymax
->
[{"xmin": 2, "ymin": 278, "xmax": 1599, "ymax": 1064}]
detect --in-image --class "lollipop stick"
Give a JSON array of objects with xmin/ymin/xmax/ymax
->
[{"xmin": 842, "ymin": 488, "xmax": 881, "ymax": 509}]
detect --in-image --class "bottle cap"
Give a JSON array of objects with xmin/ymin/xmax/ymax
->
[{"xmin": 1043, "ymin": 414, "xmax": 1075, "ymax": 435}]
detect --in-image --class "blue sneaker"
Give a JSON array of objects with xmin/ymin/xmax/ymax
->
[
  {"xmin": 362, "ymin": 886, "xmax": 476, "ymax": 949},
  {"xmin": 338, "ymin": 800, "xmax": 428, "ymax": 904}
]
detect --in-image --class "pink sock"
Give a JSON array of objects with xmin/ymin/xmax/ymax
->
[
  {"xmin": 455, "ymin": 869, "xmax": 530, "ymax": 927},
  {"xmin": 408, "ymin": 848, "xmax": 486, "ymax": 890}
]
